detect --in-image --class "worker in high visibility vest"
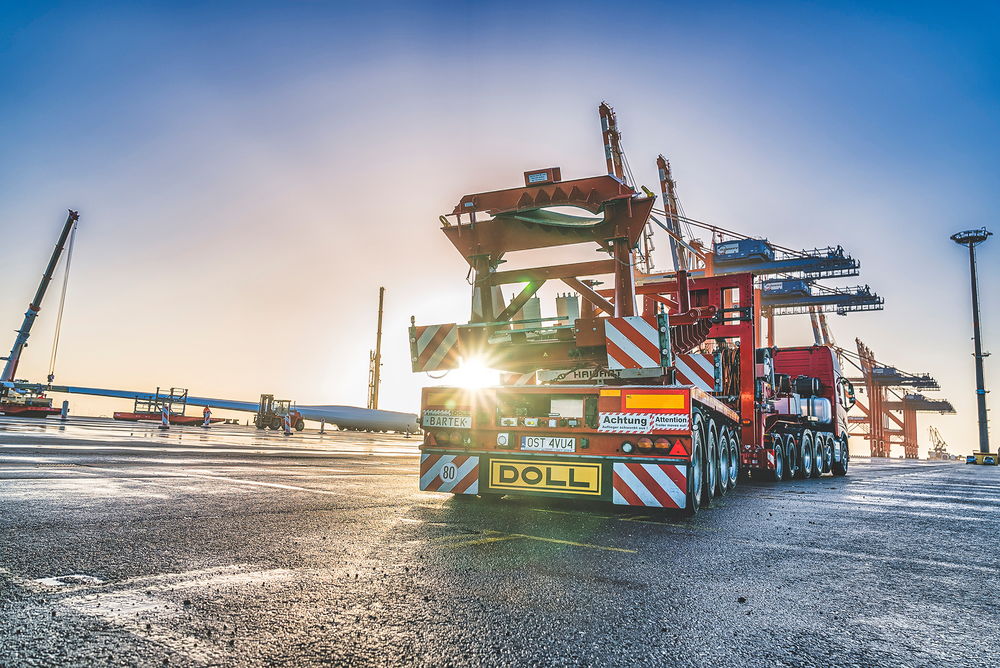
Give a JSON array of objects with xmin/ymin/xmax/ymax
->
[
  {"xmin": 282, "ymin": 412, "xmax": 292, "ymax": 436},
  {"xmin": 159, "ymin": 403, "xmax": 170, "ymax": 430},
  {"xmin": 202, "ymin": 405, "xmax": 212, "ymax": 428}
]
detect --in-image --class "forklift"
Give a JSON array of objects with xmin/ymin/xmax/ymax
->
[{"xmin": 254, "ymin": 394, "xmax": 305, "ymax": 431}]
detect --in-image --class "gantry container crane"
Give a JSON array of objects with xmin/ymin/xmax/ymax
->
[
  {"xmin": 635, "ymin": 177, "xmax": 883, "ymax": 348},
  {"xmin": 928, "ymin": 426, "xmax": 953, "ymax": 460},
  {"xmin": 410, "ymin": 104, "xmax": 857, "ymax": 514},
  {"xmin": 0, "ymin": 210, "xmax": 78, "ymax": 418},
  {"xmin": 842, "ymin": 339, "xmax": 955, "ymax": 458}
]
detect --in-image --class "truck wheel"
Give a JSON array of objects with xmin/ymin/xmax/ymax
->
[
  {"xmin": 783, "ymin": 434, "xmax": 797, "ymax": 481},
  {"xmin": 254, "ymin": 419, "xmax": 266, "ymax": 430},
  {"xmin": 819, "ymin": 434, "xmax": 833, "ymax": 474},
  {"xmin": 714, "ymin": 421, "xmax": 729, "ymax": 496},
  {"xmin": 295, "ymin": 420, "xmax": 305, "ymax": 432},
  {"xmin": 795, "ymin": 431, "xmax": 816, "ymax": 480},
  {"xmin": 683, "ymin": 422, "xmax": 704, "ymax": 516},
  {"xmin": 797, "ymin": 432, "xmax": 812, "ymax": 480},
  {"xmin": 727, "ymin": 430, "xmax": 740, "ymax": 489},
  {"xmin": 770, "ymin": 434, "xmax": 786, "ymax": 482},
  {"xmin": 832, "ymin": 437, "xmax": 850, "ymax": 476},
  {"xmin": 810, "ymin": 433, "xmax": 823, "ymax": 478}
]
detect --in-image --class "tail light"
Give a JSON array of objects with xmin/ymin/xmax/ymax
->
[
  {"xmin": 621, "ymin": 441, "xmax": 635, "ymax": 454},
  {"xmin": 653, "ymin": 437, "xmax": 671, "ymax": 451},
  {"xmin": 424, "ymin": 432, "xmax": 438, "ymax": 446},
  {"xmin": 637, "ymin": 437, "xmax": 653, "ymax": 451}
]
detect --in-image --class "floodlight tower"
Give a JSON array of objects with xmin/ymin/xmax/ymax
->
[{"xmin": 951, "ymin": 227, "xmax": 993, "ymax": 454}]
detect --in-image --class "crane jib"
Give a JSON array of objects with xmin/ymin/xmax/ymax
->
[{"xmin": 0, "ymin": 210, "xmax": 79, "ymax": 385}]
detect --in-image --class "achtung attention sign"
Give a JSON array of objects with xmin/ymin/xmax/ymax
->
[{"xmin": 598, "ymin": 412, "xmax": 690, "ymax": 433}]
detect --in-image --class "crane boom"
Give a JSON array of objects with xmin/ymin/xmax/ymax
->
[
  {"xmin": 1, "ymin": 210, "xmax": 79, "ymax": 385},
  {"xmin": 656, "ymin": 154, "xmax": 688, "ymax": 271}
]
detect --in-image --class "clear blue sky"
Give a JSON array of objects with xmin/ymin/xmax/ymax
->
[{"xmin": 2, "ymin": 1, "xmax": 997, "ymax": 454}]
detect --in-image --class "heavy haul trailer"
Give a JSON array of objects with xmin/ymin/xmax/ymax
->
[{"xmin": 411, "ymin": 166, "xmax": 855, "ymax": 514}]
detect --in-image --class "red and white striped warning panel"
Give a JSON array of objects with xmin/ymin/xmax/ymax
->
[
  {"xmin": 410, "ymin": 323, "xmax": 461, "ymax": 372},
  {"xmin": 500, "ymin": 371, "xmax": 537, "ymax": 386},
  {"xmin": 674, "ymin": 352, "xmax": 716, "ymax": 392},
  {"xmin": 605, "ymin": 316, "xmax": 663, "ymax": 370},
  {"xmin": 612, "ymin": 462, "xmax": 687, "ymax": 508},
  {"xmin": 419, "ymin": 454, "xmax": 480, "ymax": 494}
]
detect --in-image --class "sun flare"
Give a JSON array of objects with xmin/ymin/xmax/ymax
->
[{"xmin": 451, "ymin": 358, "xmax": 500, "ymax": 389}]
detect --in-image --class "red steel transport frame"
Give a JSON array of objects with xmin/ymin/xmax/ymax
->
[
  {"xmin": 411, "ymin": 104, "xmax": 856, "ymax": 514},
  {"xmin": 113, "ymin": 412, "xmax": 225, "ymax": 426},
  {"xmin": 0, "ymin": 399, "xmax": 61, "ymax": 418}
]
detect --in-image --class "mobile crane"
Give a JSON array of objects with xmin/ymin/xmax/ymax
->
[
  {"xmin": 410, "ymin": 107, "xmax": 857, "ymax": 514},
  {"xmin": 0, "ymin": 210, "xmax": 78, "ymax": 418}
]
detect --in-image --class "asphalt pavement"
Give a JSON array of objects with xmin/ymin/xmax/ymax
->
[{"xmin": 1, "ymin": 416, "xmax": 997, "ymax": 667}]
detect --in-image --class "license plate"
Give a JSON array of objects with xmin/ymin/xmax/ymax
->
[
  {"xmin": 422, "ymin": 410, "xmax": 471, "ymax": 429},
  {"xmin": 520, "ymin": 436, "xmax": 576, "ymax": 452},
  {"xmin": 489, "ymin": 459, "xmax": 601, "ymax": 495}
]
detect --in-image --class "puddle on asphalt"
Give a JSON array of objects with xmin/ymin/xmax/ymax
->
[{"xmin": 0, "ymin": 416, "xmax": 419, "ymax": 454}]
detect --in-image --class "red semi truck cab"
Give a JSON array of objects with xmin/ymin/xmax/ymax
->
[{"xmin": 772, "ymin": 345, "xmax": 855, "ymax": 444}]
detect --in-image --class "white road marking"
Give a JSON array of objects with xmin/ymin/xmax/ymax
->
[
  {"xmin": 845, "ymin": 489, "xmax": 1000, "ymax": 504},
  {"xmin": 744, "ymin": 540, "xmax": 997, "ymax": 575},
  {"xmin": 77, "ymin": 466, "xmax": 354, "ymax": 497},
  {"xmin": 4, "ymin": 564, "xmax": 295, "ymax": 663},
  {"xmin": 769, "ymin": 494, "xmax": 1000, "ymax": 524},
  {"xmin": 0, "ymin": 443, "xmax": 418, "ymax": 457}
]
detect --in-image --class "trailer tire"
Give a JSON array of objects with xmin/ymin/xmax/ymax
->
[
  {"xmin": 832, "ymin": 437, "xmax": 849, "ymax": 476},
  {"xmin": 712, "ymin": 420, "xmax": 729, "ymax": 496},
  {"xmin": 683, "ymin": 421, "xmax": 704, "ymax": 516},
  {"xmin": 727, "ymin": 430, "xmax": 740, "ymax": 489},
  {"xmin": 692, "ymin": 410, "xmax": 713, "ymax": 508},
  {"xmin": 704, "ymin": 416, "xmax": 719, "ymax": 503}
]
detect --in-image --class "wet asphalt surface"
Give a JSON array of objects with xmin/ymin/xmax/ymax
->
[{"xmin": 1, "ymin": 416, "xmax": 998, "ymax": 667}]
